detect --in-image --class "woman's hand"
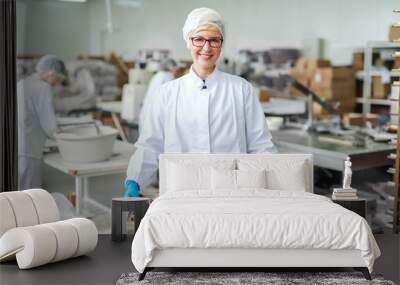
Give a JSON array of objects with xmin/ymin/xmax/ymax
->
[{"xmin": 124, "ymin": 180, "xmax": 141, "ymax": 197}]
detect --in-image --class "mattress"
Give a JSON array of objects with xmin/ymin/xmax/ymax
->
[{"xmin": 131, "ymin": 190, "xmax": 380, "ymax": 273}]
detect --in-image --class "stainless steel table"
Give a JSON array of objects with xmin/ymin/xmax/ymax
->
[
  {"xmin": 272, "ymin": 129, "xmax": 395, "ymax": 172},
  {"xmin": 44, "ymin": 140, "xmax": 136, "ymax": 215}
]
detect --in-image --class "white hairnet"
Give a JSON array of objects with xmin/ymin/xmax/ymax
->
[
  {"xmin": 36, "ymin": 55, "xmax": 67, "ymax": 78},
  {"xmin": 182, "ymin": 7, "xmax": 224, "ymax": 48}
]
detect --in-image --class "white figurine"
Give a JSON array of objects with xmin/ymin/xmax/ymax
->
[{"xmin": 342, "ymin": 157, "xmax": 352, "ymax": 189}]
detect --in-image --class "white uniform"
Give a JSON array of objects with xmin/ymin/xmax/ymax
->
[
  {"xmin": 17, "ymin": 74, "xmax": 58, "ymax": 189},
  {"xmin": 127, "ymin": 68, "xmax": 277, "ymax": 188},
  {"xmin": 53, "ymin": 69, "xmax": 96, "ymax": 113},
  {"xmin": 139, "ymin": 70, "xmax": 174, "ymax": 130}
]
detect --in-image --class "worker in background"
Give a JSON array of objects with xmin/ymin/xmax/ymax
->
[
  {"xmin": 17, "ymin": 55, "xmax": 67, "ymax": 190},
  {"xmin": 138, "ymin": 58, "xmax": 178, "ymax": 131},
  {"xmin": 53, "ymin": 66, "xmax": 96, "ymax": 114},
  {"xmin": 125, "ymin": 7, "xmax": 276, "ymax": 197}
]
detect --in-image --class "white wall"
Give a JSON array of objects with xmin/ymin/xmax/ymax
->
[
  {"xmin": 16, "ymin": 1, "xmax": 27, "ymax": 55},
  {"xmin": 18, "ymin": 0, "xmax": 399, "ymax": 64},
  {"xmin": 17, "ymin": 0, "xmax": 90, "ymax": 61},
  {"xmin": 88, "ymin": 0, "xmax": 399, "ymax": 64}
]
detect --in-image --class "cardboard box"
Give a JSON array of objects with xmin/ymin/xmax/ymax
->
[
  {"xmin": 343, "ymin": 113, "xmax": 365, "ymax": 127},
  {"xmin": 394, "ymin": 57, "xmax": 400, "ymax": 69},
  {"xmin": 289, "ymin": 70, "xmax": 309, "ymax": 87},
  {"xmin": 288, "ymin": 84, "xmax": 305, "ymax": 97},
  {"xmin": 342, "ymin": 113, "xmax": 380, "ymax": 127},
  {"xmin": 389, "ymin": 25, "xmax": 400, "ymax": 42},
  {"xmin": 306, "ymin": 59, "xmax": 331, "ymax": 78},
  {"xmin": 311, "ymin": 76, "xmax": 356, "ymax": 89},
  {"xmin": 337, "ymin": 98, "xmax": 356, "ymax": 113},
  {"xmin": 365, "ymin": 113, "xmax": 380, "ymax": 127},
  {"xmin": 313, "ymin": 98, "xmax": 356, "ymax": 118},
  {"xmin": 255, "ymin": 88, "xmax": 272, "ymax": 102},
  {"xmin": 352, "ymin": 52, "xmax": 364, "ymax": 70},
  {"xmin": 310, "ymin": 81, "xmax": 355, "ymax": 100},
  {"xmin": 313, "ymin": 67, "xmax": 355, "ymax": 81},
  {"xmin": 372, "ymin": 76, "xmax": 390, "ymax": 99},
  {"xmin": 291, "ymin": 58, "xmax": 331, "ymax": 79},
  {"xmin": 293, "ymin": 58, "xmax": 308, "ymax": 73},
  {"xmin": 352, "ymin": 52, "xmax": 381, "ymax": 70}
]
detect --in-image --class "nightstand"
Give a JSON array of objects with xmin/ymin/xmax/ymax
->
[
  {"xmin": 332, "ymin": 199, "xmax": 366, "ymax": 218},
  {"xmin": 111, "ymin": 197, "xmax": 151, "ymax": 242}
]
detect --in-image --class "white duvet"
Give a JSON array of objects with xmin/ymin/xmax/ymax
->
[{"xmin": 131, "ymin": 190, "xmax": 380, "ymax": 273}]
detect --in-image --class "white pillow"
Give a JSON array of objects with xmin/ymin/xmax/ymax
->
[
  {"xmin": 236, "ymin": 169, "xmax": 267, "ymax": 189},
  {"xmin": 166, "ymin": 162, "xmax": 207, "ymax": 191},
  {"xmin": 266, "ymin": 164, "xmax": 306, "ymax": 191},
  {"xmin": 166, "ymin": 160, "xmax": 235, "ymax": 192},
  {"xmin": 211, "ymin": 169, "xmax": 267, "ymax": 190},
  {"xmin": 211, "ymin": 168, "xmax": 236, "ymax": 190},
  {"xmin": 238, "ymin": 159, "xmax": 308, "ymax": 192}
]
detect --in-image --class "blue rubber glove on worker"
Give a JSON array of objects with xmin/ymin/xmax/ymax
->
[{"xmin": 124, "ymin": 180, "xmax": 140, "ymax": 197}]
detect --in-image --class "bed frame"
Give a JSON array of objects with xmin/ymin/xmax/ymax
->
[
  {"xmin": 138, "ymin": 154, "xmax": 372, "ymax": 281},
  {"xmin": 140, "ymin": 248, "xmax": 371, "ymax": 280}
]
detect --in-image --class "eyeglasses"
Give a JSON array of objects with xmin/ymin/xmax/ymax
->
[{"xmin": 190, "ymin": 37, "xmax": 223, "ymax": 48}]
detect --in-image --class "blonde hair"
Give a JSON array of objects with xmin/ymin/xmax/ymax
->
[{"xmin": 191, "ymin": 24, "xmax": 222, "ymax": 37}]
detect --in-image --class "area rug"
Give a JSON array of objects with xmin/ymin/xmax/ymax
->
[{"xmin": 116, "ymin": 271, "xmax": 396, "ymax": 285}]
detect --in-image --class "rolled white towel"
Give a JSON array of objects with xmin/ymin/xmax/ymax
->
[
  {"xmin": 0, "ymin": 226, "xmax": 57, "ymax": 269},
  {"xmin": 0, "ymin": 196, "xmax": 16, "ymax": 237},
  {"xmin": 42, "ymin": 221, "xmax": 79, "ymax": 263},
  {"xmin": 0, "ymin": 218, "xmax": 98, "ymax": 269},
  {"xmin": 64, "ymin": 218, "xmax": 98, "ymax": 257},
  {"xmin": 0, "ymin": 192, "xmax": 39, "ymax": 227},
  {"xmin": 23, "ymin": 189, "xmax": 60, "ymax": 224}
]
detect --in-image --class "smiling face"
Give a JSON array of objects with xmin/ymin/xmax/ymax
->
[{"xmin": 189, "ymin": 28, "xmax": 223, "ymax": 72}]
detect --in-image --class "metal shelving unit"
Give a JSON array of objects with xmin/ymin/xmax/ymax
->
[
  {"xmin": 356, "ymin": 98, "xmax": 392, "ymax": 106},
  {"xmin": 361, "ymin": 41, "xmax": 400, "ymax": 114}
]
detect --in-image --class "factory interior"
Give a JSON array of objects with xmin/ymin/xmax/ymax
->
[{"xmin": 0, "ymin": 0, "xmax": 400, "ymax": 284}]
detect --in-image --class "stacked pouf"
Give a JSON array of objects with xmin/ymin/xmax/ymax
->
[{"xmin": 0, "ymin": 189, "xmax": 98, "ymax": 269}]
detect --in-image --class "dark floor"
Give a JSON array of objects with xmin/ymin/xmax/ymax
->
[
  {"xmin": 373, "ymin": 229, "xmax": 400, "ymax": 284},
  {"xmin": 1, "ymin": 233, "xmax": 399, "ymax": 285},
  {"xmin": 0, "ymin": 235, "xmax": 133, "ymax": 285}
]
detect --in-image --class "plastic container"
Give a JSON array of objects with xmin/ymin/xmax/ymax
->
[{"xmin": 54, "ymin": 125, "xmax": 118, "ymax": 163}]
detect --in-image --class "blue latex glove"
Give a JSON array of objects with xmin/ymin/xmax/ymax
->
[{"xmin": 124, "ymin": 180, "xmax": 140, "ymax": 197}]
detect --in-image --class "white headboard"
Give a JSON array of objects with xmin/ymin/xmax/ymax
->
[{"xmin": 159, "ymin": 153, "xmax": 313, "ymax": 195}]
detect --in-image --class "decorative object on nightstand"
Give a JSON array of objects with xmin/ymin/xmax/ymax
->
[
  {"xmin": 332, "ymin": 157, "xmax": 358, "ymax": 200},
  {"xmin": 112, "ymin": 197, "xmax": 151, "ymax": 242},
  {"xmin": 332, "ymin": 199, "xmax": 366, "ymax": 218}
]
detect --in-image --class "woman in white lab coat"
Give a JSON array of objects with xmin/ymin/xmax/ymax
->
[
  {"xmin": 125, "ymin": 7, "xmax": 276, "ymax": 196},
  {"xmin": 18, "ymin": 55, "xmax": 67, "ymax": 190}
]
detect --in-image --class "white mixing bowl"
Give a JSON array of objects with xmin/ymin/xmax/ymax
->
[{"xmin": 54, "ymin": 125, "xmax": 119, "ymax": 163}]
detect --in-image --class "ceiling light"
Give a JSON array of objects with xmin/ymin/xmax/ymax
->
[
  {"xmin": 59, "ymin": 0, "xmax": 87, "ymax": 3},
  {"xmin": 116, "ymin": 0, "xmax": 142, "ymax": 8}
]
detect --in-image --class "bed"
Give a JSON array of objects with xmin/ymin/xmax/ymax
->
[{"xmin": 131, "ymin": 153, "xmax": 380, "ymax": 281}]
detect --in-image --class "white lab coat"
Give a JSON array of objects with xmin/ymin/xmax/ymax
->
[
  {"xmin": 139, "ymin": 70, "xmax": 174, "ymax": 130},
  {"xmin": 127, "ymin": 67, "xmax": 277, "ymax": 188},
  {"xmin": 17, "ymin": 74, "xmax": 58, "ymax": 189},
  {"xmin": 53, "ymin": 69, "xmax": 96, "ymax": 113}
]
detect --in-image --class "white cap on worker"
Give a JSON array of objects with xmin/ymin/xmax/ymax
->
[{"xmin": 182, "ymin": 7, "xmax": 224, "ymax": 48}]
